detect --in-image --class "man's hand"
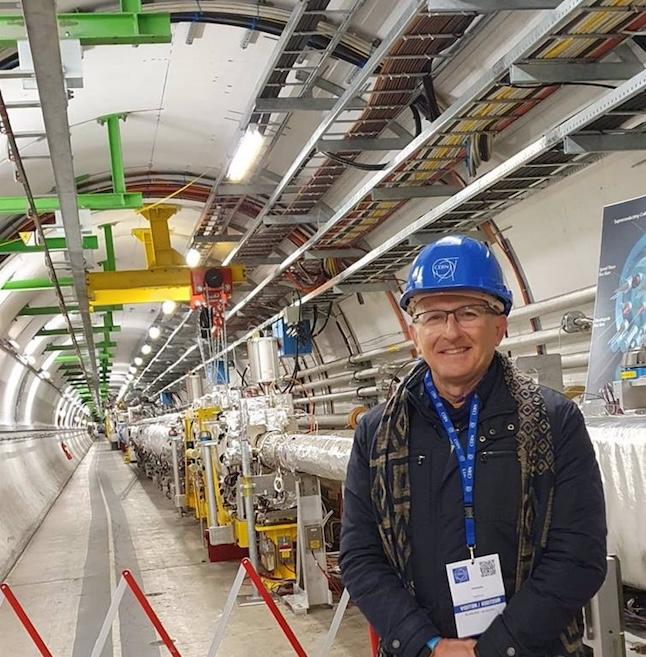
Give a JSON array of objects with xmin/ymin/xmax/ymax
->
[{"xmin": 433, "ymin": 638, "xmax": 477, "ymax": 657}]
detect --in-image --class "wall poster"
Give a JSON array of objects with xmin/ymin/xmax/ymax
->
[{"xmin": 586, "ymin": 194, "xmax": 646, "ymax": 400}]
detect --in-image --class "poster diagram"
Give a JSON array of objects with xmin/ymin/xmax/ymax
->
[{"xmin": 586, "ymin": 194, "xmax": 646, "ymax": 399}]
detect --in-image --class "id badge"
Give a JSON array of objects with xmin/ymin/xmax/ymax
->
[{"xmin": 446, "ymin": 554, "xmax": 507, "ymax": 638}]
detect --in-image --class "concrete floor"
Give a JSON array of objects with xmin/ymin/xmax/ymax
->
[{"xmin": 0, "ymin": 442, "xmax": 370, "ymax": 657}]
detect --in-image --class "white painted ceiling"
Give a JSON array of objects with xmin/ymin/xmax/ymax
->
[{"xmin": 0, "ymin": 0, "xmax": 459, "ymax": 399}]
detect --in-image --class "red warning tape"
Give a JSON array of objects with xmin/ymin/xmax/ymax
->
[
  {"xmin": 122, "ymin": 570, "xmax": 182, "ymax": 657},
  {"xmin": 241, "ymin": 558, "xmax": 309, "ymax": 657},
  {"xmin": 0, "ymin": 583, "xmax": 53, "ymax": 657}
]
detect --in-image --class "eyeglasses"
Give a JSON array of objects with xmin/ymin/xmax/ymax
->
[{"xmin": 411, "ymin": 304, "xmax": 501, "ymax": 328}]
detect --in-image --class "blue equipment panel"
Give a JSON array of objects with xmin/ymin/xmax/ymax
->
[{"xmin": 272, "ymin": 318, "xmax": 312, "ymax": 357}]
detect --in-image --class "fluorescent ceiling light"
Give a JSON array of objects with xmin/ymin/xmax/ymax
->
[
  {"xmin": 149, "ymin": 326, "xmax": 161, "ymax": 340},
  {"xmin": 227, "ymin": 127, "xmax": 263, "ymax": 182},
  {"xmin": 185, "ymin": 248, "xmax": 201, "ymax": 268},
  {"xmin": 162, "ymin": 300, "xmax": 176, "ymax": 315}
]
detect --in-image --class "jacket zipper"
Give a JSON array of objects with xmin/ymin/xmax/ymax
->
[{"xmin": 480, "ymin": 449, "xmax": 516, "ymax": 463}]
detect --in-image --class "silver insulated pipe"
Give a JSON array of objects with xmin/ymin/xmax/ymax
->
[{"xmin": 258, "ymin": 433, "xmax": 353, "ymax": 482}]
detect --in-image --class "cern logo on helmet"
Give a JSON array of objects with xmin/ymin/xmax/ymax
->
[{"xmin": 432, "ymin": 257, "xmax": 458, "ymax": 282}]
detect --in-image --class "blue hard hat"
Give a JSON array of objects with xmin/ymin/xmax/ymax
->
[{"xmin": 400, "ymin": 235, "xmax": 513, "ymax": 315}]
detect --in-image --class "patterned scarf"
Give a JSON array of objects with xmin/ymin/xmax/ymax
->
[{"xmin": 369, "ymin": 352, "xmax": 581, "ymax": 654}]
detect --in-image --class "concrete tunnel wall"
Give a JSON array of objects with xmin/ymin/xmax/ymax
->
[{"xmin": 0, "ymin": 429, "xmax": 94, "ymax": 579}]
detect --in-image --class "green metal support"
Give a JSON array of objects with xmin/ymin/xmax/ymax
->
[
  {"xmin": 0, "ymin": 192, "xmax": 142, "ymax": 214},
  {"xmin": 0, "ymin": 10, "xmax": 170, "ymax": 48},
  {"xmin": 36, "ymin": 325, "xmax": 121, "ymax": 337},
  {"xmin": 3, "ymin": 276, "xmax": 72, "ymax": 291},
  {"xmin": 98, "ymin": 115, "xmax": 126, "ymax": 196},
  {"xmin": 0, "ymin": 235, "xmax": 98, "ymax": 253},
  {"xmin": 101, "ymin": 224, "xmax": 117, "ymax": 272},
  {"xmin": 121, "ymin": 0, "xmax": 141, "ymax": 12},
  {"xmin": 47, "ymin": 341, "xmax": 117, "ymax": 352},
  {"xmin": 18, "ymin": 304, "xmax": 124, "ymax": 316},
  {"xmin": 56, "ymin": 352, "xmax": 111, "ymax": 361},
  {"xmin": 55, "ymin": 355, "xmax": 83, "ymax": 364}
]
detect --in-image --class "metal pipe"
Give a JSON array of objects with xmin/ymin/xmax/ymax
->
[
  {"xmin": 295, "ymin": 358, "xmax": 349, "ymax": 380},
  {"xmin": 508, "ymin": 286, "xmax": 596, "ymax": 323},
  {"xmin": 259, "ymin": 432, "xmax": 353, "ymax": 481},
  {"xmin": 240, "ymin": 437, "xmax": 260, "ymax": 573},
  {"xmin": 170, "ymin": 437, "xmax": 184, "ymax": 509},
  {"xmin": 349, "ymin": 341, "xmax": 413, "ymax": 364},
  {"xmin": 294, "ymin": 390, "xmax": 358, "ymax": 406},
  {"xmin": 296, "ymin": 412, "xmax": 367, "ymax": 429},
  {"xmin": 501, "ymin": 326, "xmax": 590, "ymax": 351},
  {"xmin": 294, "ymin": 370, "xmax": 357, "ymax": 393},
  {"xmin": 293, "ymin": 386, "xmax": 380, "ymax": 406},
  {"xmin": 561, "ymin": 352, "xmax": 590, "ymax": 369},
  {"xmin": 200, "ymin": 441, "xmax": 218, "ymax": 529},
  {"xmin": 293, "ymin": 366, "xmax": 381, "ymax": 393}
]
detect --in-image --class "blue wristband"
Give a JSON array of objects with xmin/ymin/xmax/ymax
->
[{"xmin": 427, "ymin": 637, "xmax": 442, "ymax": 653}]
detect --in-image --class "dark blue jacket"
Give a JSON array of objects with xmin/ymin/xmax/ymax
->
[{"xmin": 339, "ymin": 358, "xmax": 607, "ymax": 657}]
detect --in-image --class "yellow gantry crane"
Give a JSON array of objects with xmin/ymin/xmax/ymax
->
[{"xmin": 86, "ymin": 204, "xmax": 245, "ymax": 308}]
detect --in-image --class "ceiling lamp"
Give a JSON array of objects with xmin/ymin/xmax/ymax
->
[
  {"xmin": 129, "ymin": 366, "xmax": 137, "ymax": 374},
  {"xmin": 41, "ymin": 370, "xmax": 51, "ymax": 379},
  {"xmin": 126, "ymin": 373, "xmax": 134, "ymax": 381},
  {"xmin": 227, "ymin": 126, "xmax": 263, "ymax": 182},
  {"xmin": 26, "ymin": 355, "xmax": 36, "ymax": 365},
  {"xmin": 162, "ymin": 300, "xmax": 176, "ymax": 315},
  {"xmin": 141, "ymin": 344, "xmax": 152, "ymax": 355},
  {"xmin": 185, "ymin": 248, "xmax": 201, "ymax": 268},
  {"xmin": 149, "ymin": 326, "xmax": 161, "ymax": 340},
  {"xmin": 134, "ymin": 356, "xmax": 143, "ymax": 366}
]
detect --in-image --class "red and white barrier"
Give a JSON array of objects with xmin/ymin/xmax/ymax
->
[
  {"xmin": 208, "ymin": 557, "xmax": 309, "ymax": 657},
  {"xmin": 89, "ymin": 569, "xmax": 181, "ymax": 657},
  {"xmin": 0, "ymin": 582, "xmax": 54, "ymax": 657}
]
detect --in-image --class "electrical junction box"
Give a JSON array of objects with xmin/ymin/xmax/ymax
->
[
  {"xmin": 272, "ymin": 317, "xmax": 312, "ymax": 357},
  {"xmin": 283, "ymin": 306, "xmax": 301, "ymax": 325},
  {"xmin": 305, "ymin": 524, "xmax": 324, "ymax": 551}
]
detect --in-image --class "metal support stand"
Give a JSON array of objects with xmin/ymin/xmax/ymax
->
[
  {"xmin": 240, "ymin": 436, "xmax": 262, "ymax": 602},
  {"xmin": 284, "ymin": 474, "xmax": 333, "ymax": 614},
  {"xmin": 171, "ymin": 436, "xmax": 185, "ymax": 511},
  {"xmin": 200, "ymin": 440, "xmax": 219, "ymax": 529},
  {"xmin": 584, "ymin": 556, "xmax": 626, "ymax": 657}
]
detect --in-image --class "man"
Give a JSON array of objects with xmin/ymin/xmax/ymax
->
[{"xmin": 339, "ymin": 235, "xmax": 607, "ymax": 657}]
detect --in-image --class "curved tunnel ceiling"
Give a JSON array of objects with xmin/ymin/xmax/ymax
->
[
  {"xmin": 1, "ymin": 1, "xmax": 645, "ymax": 415},
  {"xmin": 0, "ymin": 0, "xmax": 389, "ymax": 412}
]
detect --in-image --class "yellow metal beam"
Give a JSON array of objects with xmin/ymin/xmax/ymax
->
[
  {"xmin": 86, "ymin": 268, "xmax": 191, "ymax": 307},
  {"xmin": 135, "ymin": 204, "xmax": 185, "ymax": 268},
  {"xmin": 131, "ymin": 228, "xmax": 156, "ymax": 269}
]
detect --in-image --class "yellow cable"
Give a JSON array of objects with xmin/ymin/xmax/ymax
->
[{"xmin": 138, "ymin": 169, "xmax": 216, "ymax": 212}]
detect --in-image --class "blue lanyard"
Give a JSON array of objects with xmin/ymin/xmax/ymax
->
[{"xmin": 424, "ymin": 371, "xmax": 480, "ymax": 561}]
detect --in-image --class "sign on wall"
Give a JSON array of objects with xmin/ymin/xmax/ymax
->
[{"xmin": 586, "ymin": 194, "xmax": 646, "ymax": 399}]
